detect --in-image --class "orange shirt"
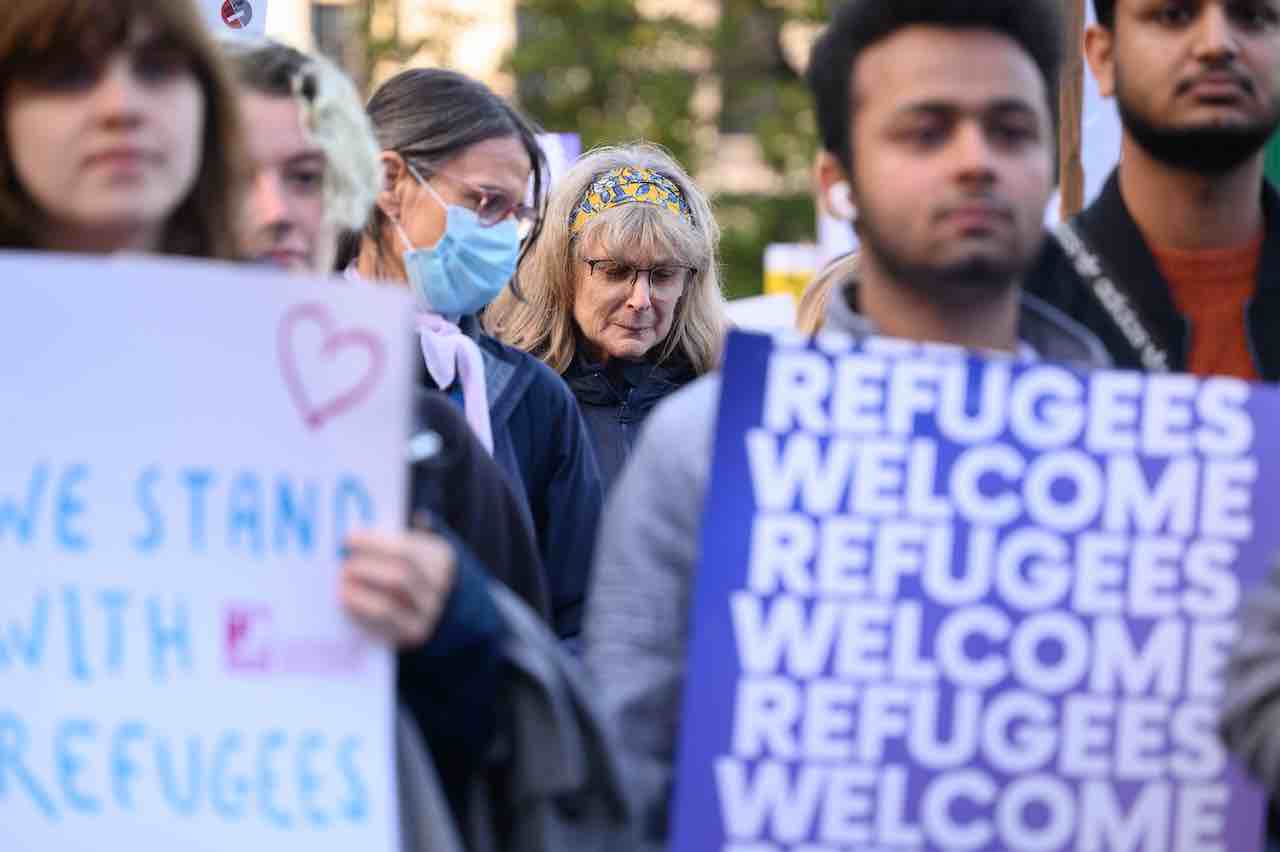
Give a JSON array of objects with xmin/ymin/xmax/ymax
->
[{"xmin": 1150, "ymin": 234, "xmax": 1263, "ymax": 380}]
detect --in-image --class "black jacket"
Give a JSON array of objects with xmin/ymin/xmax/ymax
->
[
  {"xmin": 423, "ymin": 319, "xmax": 604, "ymax": 642},
  {"xmin": 563, "ymin": 353, "xmax": 698, "ymax": 493},
  {"xmin": 411, "ymin": 391, "xmax": 549, "ymax": 618},
  {"xmin": 1027, "ymin": 169, "xmax": 1280, "ymax": 378}
]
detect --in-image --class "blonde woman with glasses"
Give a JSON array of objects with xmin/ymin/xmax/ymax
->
[{"xmin": 486, "ymin": 142, "xmax": 729, "ymax": 492}]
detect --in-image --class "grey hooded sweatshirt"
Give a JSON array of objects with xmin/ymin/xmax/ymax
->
[{"xmin": 582, "ymin": 272, "xmax": 1111, "ymax": 851}]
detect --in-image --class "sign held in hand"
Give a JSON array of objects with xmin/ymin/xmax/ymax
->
[{"xmin": 670, "ymin": 330, "xmax": 1280, "ymax": 852}]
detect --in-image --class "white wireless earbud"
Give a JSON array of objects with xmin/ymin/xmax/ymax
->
[{"xmin": 826, "ymin": 181, "xmax": 856, "ymax": 221}]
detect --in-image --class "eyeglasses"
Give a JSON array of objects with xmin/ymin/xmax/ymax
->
[
  {"xmin": 430, "ymin": 169, "xmax": 539, "ymax": 237},
  {"xmin": 582, "ymin": 258, "xmax": 697, "ymax": 292}
]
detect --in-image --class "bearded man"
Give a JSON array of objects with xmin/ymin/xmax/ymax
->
[{"xmin": 1031, "ymin": 0, "xmax": 1280, "ymax": 379}]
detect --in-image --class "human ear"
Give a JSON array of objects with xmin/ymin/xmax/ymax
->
[
  {"xmin": 1084, "ymin": 24, "xmax": 1116, "ymax": 99},
  {"xmin": 815, "ymin": 150, "xmax": 856, "ymax": 221},
  {"xmin": 376, "ymin": 151, "xmax": 409, "ymax": 222}
]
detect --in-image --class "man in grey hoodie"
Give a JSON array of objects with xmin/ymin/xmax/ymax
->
[{"xmin": 583, "ymin": 1, "xmax": 1111, "ymax": 849}]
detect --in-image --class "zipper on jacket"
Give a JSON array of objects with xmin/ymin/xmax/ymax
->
[{"xmin": 619, "ymin": 386, "xmax": 634, "ymax": 447}]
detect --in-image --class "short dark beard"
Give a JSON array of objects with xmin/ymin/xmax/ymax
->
[
  {"xmin": 1116, "ymin": 72, "xmax": 1279, "ymax": 176},
  {"xmin": 853, "ymin": 204, "xmax": 1024, "ymax": 303}
]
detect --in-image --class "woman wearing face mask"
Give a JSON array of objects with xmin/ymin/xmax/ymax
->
[
  {"xmin": 338, "ymin": 68, "xmax": 604, "ymax": 645},
  {"xmin": 486, "ymin": 143, "xmax": 729, "ymax": 492},
  {"xmin": 0, "ymin": 0, "xmax": 242, "ymax": 256}
]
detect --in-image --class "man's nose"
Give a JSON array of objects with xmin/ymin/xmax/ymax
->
[
  {"xmin": 1193, "ymin": 4, "xmax": 1241, "ymax": 63},
  {"xmin": 950, "ymin": 123, "xmax": 998, "ymax": 184}
]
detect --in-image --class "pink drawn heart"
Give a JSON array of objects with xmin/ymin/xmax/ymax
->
[{"xmin": 278, "ymin": 303, "xmax": 386, "ymax": 430}]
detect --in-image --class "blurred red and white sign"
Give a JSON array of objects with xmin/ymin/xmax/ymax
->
[{"xmin": 197, "ymin": 0, "xmax": 268, "ymax": 38}]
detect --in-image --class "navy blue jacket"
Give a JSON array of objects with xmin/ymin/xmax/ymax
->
[
  {"xmin": 398, "ymin": 542, "xmax": 503, "ymax": 829},
  {"xmin": 426, "ymin": 319, "xmax": 604, "ymax": 641},
  {"xmin": 563, "ymin": 352, "xmax": 697, "ymax": 493}
]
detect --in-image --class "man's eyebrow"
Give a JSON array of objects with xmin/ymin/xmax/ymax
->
[{"xmin": 893, "ymin": 98, "xmax": 1040, "ymax": 118}]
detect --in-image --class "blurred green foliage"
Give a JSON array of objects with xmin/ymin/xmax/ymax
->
[
  {"xmin": 507, "ymin": 0, "xmax": 832, "ymax": 297},
  {"xmin": 715, "ymin": 192, "xmax": 817, "ymax": 299},
  {"xmin": 1267, "ymin": 133, "xmax": 1280, "ymax": 189},
  {"xmin": 507, "ymin": 0, "xmax": 705, "ymax": 166}
]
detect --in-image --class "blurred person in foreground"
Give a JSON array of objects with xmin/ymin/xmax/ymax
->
[
  {"xmin": 225, "ymin": 42, "xmax": 635, "ymax": 851},
  {"xmin": 0, "ymin": 0, "xmax": 242, "ymax": 256},
  {"xmin": 583, "ymin": 1, "xmax": 1109, "ymax": 848},
  {"xmin": 485, "ymin": 142, "xmax": 729, "ymax": 491},
  {"xmin": 338, "ymin": 68, "xmax": 604, "ymax": 645},
  {"xmin": 228, "ymin": 38, "xmax": 378, "ymax": 275},
  {"xmin": 224, "ymin": 39, "xmax": 550, "ymax": 618}
]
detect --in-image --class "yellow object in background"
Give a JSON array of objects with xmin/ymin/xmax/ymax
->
[{"xmin": 763, "ymin": 243, "xmax": 817, "ymax": 301}]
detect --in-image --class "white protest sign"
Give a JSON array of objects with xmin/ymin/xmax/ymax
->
[
  {"xmin": 0, "ymin": 253, "xmax": 414, "ymax": 851},
  {"xmin": 197, "ymin": 0, "xmax": 269, "ymax": 38}
]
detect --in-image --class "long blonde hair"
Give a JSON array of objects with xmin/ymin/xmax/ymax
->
[
  {"xmin": 485, "ymin": 142, "xmax": 728, "ymax": 375},
  {"xmin": 797, "ymin": 252, "xmax": 857, "ymax": 334}
]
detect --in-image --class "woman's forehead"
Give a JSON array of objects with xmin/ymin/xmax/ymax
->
[
  {"xmin": 578, "ymin": 220, "xmax": 694, "ymax": 265},
  {"xmin": 446, "ymin": 136, "xmax": 531, "ymax": 193}
]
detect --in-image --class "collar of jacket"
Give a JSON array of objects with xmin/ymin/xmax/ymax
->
[
  {"xmin": 820, "ymin": 262, "xmax": 1112, "ymax": 368},
  {"xmin": 1075, "ymin": 167, "xmax": 1280, "ymax": 378},
  {"xmin": 564, "ymin": 349, "xmax": 697, "ymax": 419},
  {"xmin": 443, "ymin": 313, "xmax": 530, "ymax": 426}
]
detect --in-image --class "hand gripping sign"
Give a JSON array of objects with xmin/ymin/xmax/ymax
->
[
  {"xmin": 670, "ymin": 329, "xmax": 1280, "ymax": 852},
  {"xmin": 0, "ymin": 254, "xmax": 415, "ymax": 852}
]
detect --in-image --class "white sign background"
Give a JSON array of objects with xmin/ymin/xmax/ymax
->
[{"xmin": 0, "ymin": 254, "xmax": 413, "ymax": 851}]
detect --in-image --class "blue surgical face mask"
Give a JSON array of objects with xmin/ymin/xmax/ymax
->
[{"xmin": 394, "ymin": 164, "xmax": 520, "ymax": 317}]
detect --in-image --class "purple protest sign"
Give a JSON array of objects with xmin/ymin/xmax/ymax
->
[{"xmin": 669, "ymin": 329, "xmax": 1280, "ymax": 852}]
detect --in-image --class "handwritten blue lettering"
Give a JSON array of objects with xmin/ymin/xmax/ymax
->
[
  {"xmin": 0, "ymin": 713, "xmax": 58, "ymax": 818},
  {"xmin": 182, "ymin": 469, "xmax": 215, "ymax": 552},
  {"xmin": 337, "ymin": 735, "xmax": 368, "ymax": 823},
  {"xmin": 0, "ymin": 591, "xmax": 47, "ymax": 671},
  {"xmin": 61, "ymin": 587, "xmax": 92, "ymax": 682},
  {"xmin": 296, "ymin": 731, "xmax": 328, "ymax": 828},
  {"xmin": 211, "ymin": 731, "xmax": 248, "ymax": 820},
  {"xmin": 54, "ymin": 464, "xmax": 90, "ymax": 552},
  {"xmin": 333, "ymin": 476, "xmax": 375, "ymax": 560},
  {"xmin": 154, "ymin": 733, "xmax": 201, "ymax": 815},
  {"xmin": 257, "ymin": 730, "xmax": 293, "ymax": 829},
  {"xmin": 54, "ymin": 719, "xmax": 100, "ymax": 813},
  {"xmin": 274, "ymin": 480, "xmax": 317, "ymax": 556},
  {"xmin": 110, "ymin": 721, "xmax": 146, "ymax": 810},
  {"xmin": 0, "ymin": 463, "xmax": 47, "ymax": 547},
  {"xmin": 133, "ymin": 467, "xmax": 164, "ymax": 553},
  {"xmin": 147, "ymin": 598, "xmax": 193, "ymax": 683},
  {"xmin": 228, "ymin": 472, "xmax": 265, "ymax": 558},
  {"xmin": 99, "ymin": 589, "xmax": 130, "ymax": 675}
]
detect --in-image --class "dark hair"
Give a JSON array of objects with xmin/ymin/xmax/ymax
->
[
  {"xmin": 807, "ymin": 0, "xmax": 1065, "ymax": 172},
  {"xmin": 1094, "ymin": 0, "xmax": 1115, "ymax": 28},
  {"xmin": 225, "ymin": 39, "xmax": 316, "ymax": 101},
  {"xmin": 0, "ymin": 0, "xmax": 244, "ymax": 258},
  {"xmin": 335, "ymin": 67, "xmax": 548, "ymax": 285}
]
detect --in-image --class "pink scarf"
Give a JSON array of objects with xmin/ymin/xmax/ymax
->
[
  {"xmin": 343, "ymin": 265, "xmax": 493, "ymax": 454},
  {"xmin": 415, "ymin": 312, "xmax": 493, "ymax": 454}
]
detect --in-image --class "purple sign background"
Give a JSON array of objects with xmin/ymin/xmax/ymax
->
[{"xmin": 669, "ymin": 330, "xmax": 1280, "ymax": 852}]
